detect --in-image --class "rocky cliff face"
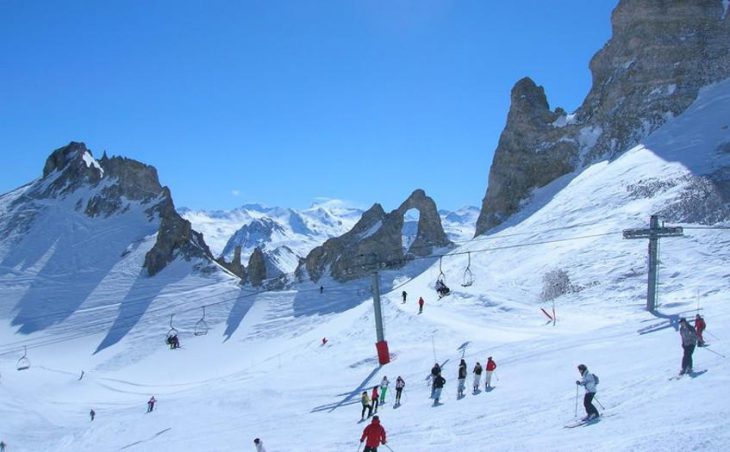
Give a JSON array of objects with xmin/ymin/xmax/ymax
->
[
  {"xmin": 301, "ymin": 189, "xmax": 451, "ymax": 282},
  {"xmin": 247, "ymin": 247, "xmax": 267, "ymax": 286},
  {"xmin": 476, "ymin": 0, "xmax": 730, "ymax": 236},
  {"xmin": 6, "ymin": 142, "xmax": 214, "ymax": 276}
]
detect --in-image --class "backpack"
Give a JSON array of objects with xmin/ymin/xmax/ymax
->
[{"xmin": 593, "ymin": 374, "xmax": 600, "ymax": 385}]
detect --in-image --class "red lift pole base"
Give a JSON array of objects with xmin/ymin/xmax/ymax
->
[{"xmin": 376, "ymin": 340, "xmax": 390, "ymax": 365}]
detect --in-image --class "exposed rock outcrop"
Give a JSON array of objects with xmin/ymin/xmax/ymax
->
[
  {"xmin": 476, "ymin": 0, "xmax": 730, "ymax": 236},
  {"xmin": 248, "ymin": 247, "xmax": 267, "ymax": 286},
  {"xmin": 301, "ymin": 189, "xmax": 451, "ymax": 282},
  {"xmin": 8, "ymin": 141, "xmax": 215, "ymax": 276},
  {"xmin": 216, "ymin": 245, "xmax": 247, "ymax": 280}
]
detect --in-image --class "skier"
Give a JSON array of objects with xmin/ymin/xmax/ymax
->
[
  {"xmin": 457, "ymin": 359, "xmax": 467, "ymax": 397},
  {"xmin": 395, "ymin": 376, "xmax": 405, "ymax": 405},
  {"xmin": 379, "ymin": 376, "xmax": 390, "ymax": 404},
  {"xmin": 485, "ymin": 357, "xmax": 497, "ymax": 389},
  {"xmin": 359, "ymin": 415, "xmax": 387, "ymax": 452},
  {"xmin": 147, "ymin": 396, "xmax": 156, "ymax": 413},
  {"xmin": 402, "ymin": 291, "xmax": 407, "ymax": 303},
  {"xmin": 576, "ymin": 364, "xmax": 599, "ymax": 420},
  {"xmin": 321, "ymin": 337, "xmax": 328, "ymax": 346},
  {"xmin": 430, "ymin": 363, "xmax": 441, "ymax": 398},
  {"xmin": 371, "ymin": 386, "xmax": 380, "ymax": 414},
  {"xmin": 695, "ymin": 314, "xmax": 706, "ymax": 347},
  {"xmin": 253, "ymin": 438, "xmax": 267, "ymax": 452},
  {"xmin": 89, "ymin": 409, "xmax": 95, "ymax": 421},
  {"xmin": 472, "ymin": 361, "xmax": 483, "ymax": 393},
  {"xmin": 320, "ymin": 285, "xmax": 324, "ymax": 294},
  {"xmin": 418, "ymin": 297, "xmax": 425, "ymax": 314},
  {"xmin": 679, "ymin": 317, "xmax": 698, "ymax": 374},
  {"xmin": 361, "ymin": 391, "xmax": 373, "ymax": 420},
  {"xmin": 432, "ymin": 374, "xmax": 446, "ymax": 405},
  {"xmin": 0, "ymin": 440, "xmax": 5, "ymax": 451}
]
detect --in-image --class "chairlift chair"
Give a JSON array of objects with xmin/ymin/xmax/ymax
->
[
  {"xmin": 436, "ymin": 257, "xmax": 446, "ymax": 285},
  {"xmin": 166, "ymin": 314, "xmax": 179, "ymax": 339},
  {"xmin": 194, "ymin": 306, "xmax": 209, "ymax": 336},
  {"xmin": 461, "ymin": 252, "xmax": 474, "ymax": 287},
  {"xmin": 17, "ymin": 346, "xmax": 30, "ymax": 371}
]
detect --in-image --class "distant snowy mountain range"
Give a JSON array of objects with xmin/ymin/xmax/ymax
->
[{"xmin": 180, "ymin": 202, "xmax": 479, "ymax": 276}]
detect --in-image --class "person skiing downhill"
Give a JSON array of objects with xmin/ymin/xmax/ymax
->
[
  {"xmin": 89, "ymin": 409, "xmax": 95, "ymax": 421},
  {"xmin": 402, "ymin": 291, "xmax": 407, "ymax": 303},
  {"xmin": 361, "ymin": 391, "xmax": 373, "ymax": 420},
  {"xmin": 576, "ymin": 364, "xmax": 599, "ymax": 420},
  {"xmin": 694, "ymin": 314, "xmax": 706, "ymax": 347},
  {"xmin": 432, "ymin": 374, "xmax": 446, "ymax": 405},
  {"xmin": 147, "ymin": 396, "xmax": 156, "ymax": 413},
  {"xmin": 395, "ymin": 376, "xmax": 405, "ymax": 405},
  {"xmin": 359, "ymin": 415, "xmax": 387, "ymax": 452},
  {"xmin": 418, "ymin": 297, "xmax": 425, "ymax": 314},
  {"xmin": 253, "ymin": 438, "xmax": 267, "ymax": 452},
  {"xmin": 430, "ymin": 363, "xmax": 441, "ymax": 398},
  {"xmin": 473, "ymin": 362, "xmax": 483, "ymax": 393},
  {"xmin": 485, "ymin": 357, "xmax": 497, "ymax": 389},
  {"xmin": 371, "ymin": 386, "xmax": 380, "ymax": 414},
  {"xmin": 679, "ymin": 318, "xmax": 698, "ymax": 374},
  {"xmin": 379, "ymin": 376, "xmax": 390, "ymax": 404},
  {"xmin": 1, "ymin": 440, "xmax": 6, "ymax": 451},
  {"xmin": 457, "ymin": 359, "xmax": 467, "ymax": 397}
]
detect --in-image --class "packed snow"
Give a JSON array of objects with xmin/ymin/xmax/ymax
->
[{"xmin": 1, "ymin": 82, "xmax": 730, "ymax": 452}]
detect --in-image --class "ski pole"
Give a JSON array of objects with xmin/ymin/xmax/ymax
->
[
  {"xmin": 593, "ymin": 395, "xmax": 605, "ymax": 410},
  {"xmin": 702, "ymin": 346, "xmax": 726, "ymax": 358},
  {"xmin": 706, "ymin": 331, "xmax": 720, "ymax": 340},
  {"xmin": 383, "ymin": 444, "xmax": 395, "ymax": 452},
  {"xmin": 494, "ymin": 371, "xmax": 500, "ymax": 382},
  {"xmin": 356, "ymin": 442, "xmax": 363, "ymax": 452},
  {"xmin": 574, "ymin": 385, "xmax": 579, "ymax": 418}
]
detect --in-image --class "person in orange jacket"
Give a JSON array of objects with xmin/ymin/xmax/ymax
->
[
  {"xmin": 360, "ymin": 415, "xmax": 387, "ymax": 452},
  {"xmin": 485, "ymin": 357, "xmax": 497, "ymax": 389}
]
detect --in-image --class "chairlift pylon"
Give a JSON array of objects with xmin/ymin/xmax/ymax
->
[
  {"xmin": 461, "ymin": 252, "xmax": 474, "ymax": 287},
  {"xmin": 194, "ymin": 306, "xmax": 209, "ymax": 336},
  {"xmin": 17, "ymin": 346, "xmax": 30, "ymax": 371}
]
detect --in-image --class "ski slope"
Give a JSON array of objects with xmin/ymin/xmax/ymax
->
[{"xmin": 1, "ymin": 81, "xmax": 730, "ymax": 451}]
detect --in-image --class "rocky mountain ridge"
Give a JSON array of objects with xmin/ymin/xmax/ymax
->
[{"xmin": 476, "ymin": 0, "xmax": 730, "ymax": 235}]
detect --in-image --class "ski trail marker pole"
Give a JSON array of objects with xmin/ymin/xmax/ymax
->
[
  {"xmin": 574, "ymin": 385, "xmax": 579, "ymax": 418},
  {"xmin": 432, "ymin": 335, "xmax": 437, "ymax": 362}
]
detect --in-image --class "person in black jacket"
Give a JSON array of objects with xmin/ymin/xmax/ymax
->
[
  {"xmin": 432, "ymin": 374, "xmax": 446, "ymax": 405},
  {"xmin": 457, "ymin": 359, "xmax": 467, "ymax": 397},
  {"xmin": 430, "ymin": 363, "xmax": 441, "ymax": 398}
]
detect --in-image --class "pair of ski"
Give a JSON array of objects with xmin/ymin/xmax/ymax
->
[
  {"xmin": 564, "ymin": 413, "xmax": 613, "ymax": 428},
  {"xmin": 668, "ymin": 369, "xmax": 706, "ymax": 381}
]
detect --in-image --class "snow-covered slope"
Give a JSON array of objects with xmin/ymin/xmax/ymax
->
[
  {"xmin": 1, "ymin": 81, "xmax": 730, "ymax": 451},
  {"xmin": 182, "ymin": 201, "xmax": 478, "ymax": 275}
]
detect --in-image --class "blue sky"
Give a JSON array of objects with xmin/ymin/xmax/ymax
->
[{"xmin": 0, "ymin": 0, "xmax": 617, "ymax": 212}]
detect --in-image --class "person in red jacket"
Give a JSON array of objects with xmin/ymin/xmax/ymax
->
[
  {"xmin": 371, "ymin": 386, "xmax": 380, "ymax": 414},
  {"xmin": 695, "ymin": 314, "xmax": 706, "ymax": 346},
  {"xmin": 485, "ymin": 357, "xmax": 497, "ymax": 389},
  {"xmin": 360, "ymin": 415, "xmax": 387, "ymax": 452},
  {"xmin": 418, "ymin": 297, "xmax": 425, "ymax": 314}
]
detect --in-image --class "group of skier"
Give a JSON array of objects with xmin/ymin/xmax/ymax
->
[{"xmin": 361, "ymin": 376, "xmax": 406, "ymax": 421}]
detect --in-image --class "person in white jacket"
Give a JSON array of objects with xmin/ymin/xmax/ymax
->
[
  {"xmin": 576, "ymin": 364, "xmax": 599, "ymax": 420},
  {"xmin": 253, "ymin": 438, "xmax": 267, "ymax": 452}
]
